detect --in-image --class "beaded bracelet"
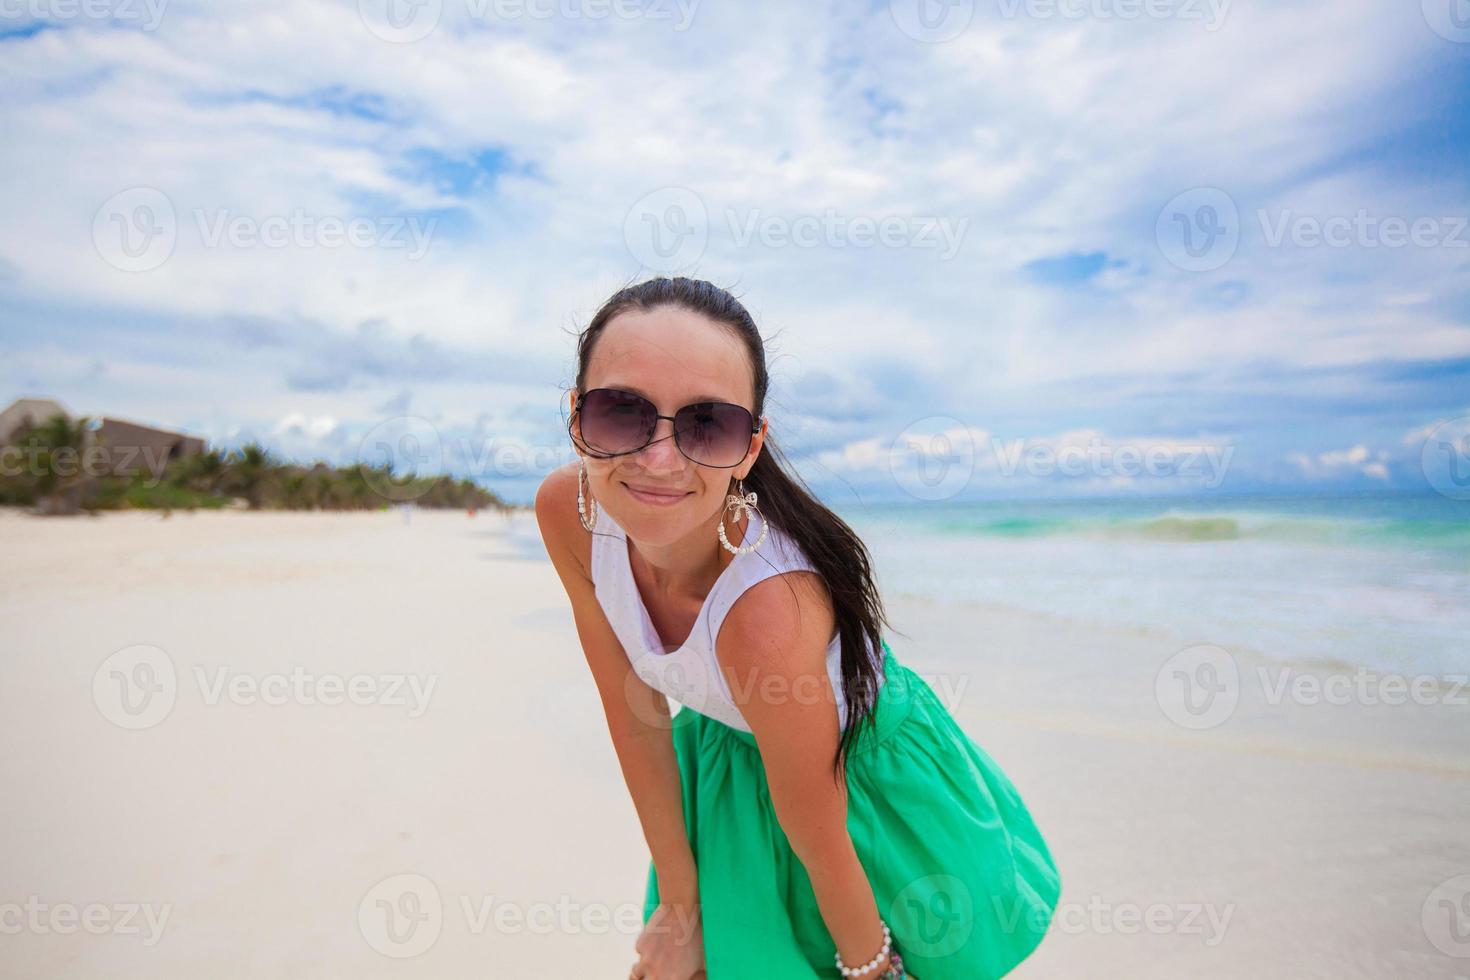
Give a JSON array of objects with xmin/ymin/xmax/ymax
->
[{"xmin": 835, "ymin": 920, "xmax": 908, "ymax": 978}]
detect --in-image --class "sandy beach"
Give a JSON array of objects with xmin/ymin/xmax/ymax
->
[{"xmin": 1, "ymin": 506, "xmax": 1466, "ymax": 978}]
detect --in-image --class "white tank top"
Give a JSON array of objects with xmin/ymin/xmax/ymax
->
[{"xmin": 590, "ymin": 505, "xmax": 883, "ymax": 733}]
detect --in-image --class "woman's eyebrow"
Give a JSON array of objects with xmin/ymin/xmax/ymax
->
[{"xmin": 603, "ymin": 382, "xmax": 734, "ymax": 404}]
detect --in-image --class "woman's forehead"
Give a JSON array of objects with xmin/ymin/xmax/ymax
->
[{"xmin": 587, "ymin": 308, "xmax": 753, "ymax": 406}]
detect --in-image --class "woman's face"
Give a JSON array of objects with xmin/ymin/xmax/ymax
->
[{"xmin": 572, "ymin": 305, "xmax": 766, "ymax": 546}]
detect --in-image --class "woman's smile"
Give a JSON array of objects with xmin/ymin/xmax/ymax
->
[{"xmin": 621, "ymin": 481, "xmax": 694, "ymax": 507}]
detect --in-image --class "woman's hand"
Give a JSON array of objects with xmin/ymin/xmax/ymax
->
[
  {"xmin": 857, "ymin": 948, "xmax": 922, "ymax": 979},
  {"xmin": 877, "ymin": 951, "xmax": 920, "ymax": 979},
  {"xmin": 629, "ymin": 901, "xmax": 706, "ymax": 980}
]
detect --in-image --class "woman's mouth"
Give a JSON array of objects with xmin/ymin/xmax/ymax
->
[{"xmin": 622, "ymin": 482, "xmax": 692, "ymax": 507}]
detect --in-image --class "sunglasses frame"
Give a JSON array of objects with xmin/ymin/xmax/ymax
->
[{"xmin": 569, "ymin": 387, "xmax": 763, "ymax": 468}]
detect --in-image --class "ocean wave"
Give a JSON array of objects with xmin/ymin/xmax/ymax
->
[{"xmin": 911, "ymin": 505, "xmax": 1469, "ymax": 552}]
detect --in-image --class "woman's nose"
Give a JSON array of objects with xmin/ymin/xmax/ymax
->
[{"xmin": 637, "ymin": 417, "xmax": 685, "ymax": 468}]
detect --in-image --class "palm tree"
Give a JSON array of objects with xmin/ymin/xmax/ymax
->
[
  {"xmin": 176, "ymin": 448, "xmax": 226, "ymax": 495},
  {"xmin": 223, "ymin": 442, "xmax": 277, "ymax": 510},
  {"xmin": 279, "ymin": 470, "xmax": 312, "ymax": 509},
  {"xmin": 24, "ymin": 413, "xmax": 95, "ymax": 516}
]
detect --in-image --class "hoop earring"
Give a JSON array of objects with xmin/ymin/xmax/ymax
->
[
  {"xmin": 577, "ymin": 458, "xmax": 598, "ymax": 532},
  {"xmin": 718, "ymin": 478, "xmax": 768, "ymax": 556}
]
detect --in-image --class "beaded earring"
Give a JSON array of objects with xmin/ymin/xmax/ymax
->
[
  {"xmin": 718, "ymin": 477, "xmax": 768, "ymax": 556},
  {"xmin": 576, "ymin": 457, "xmax": 598, "ymax": 532}
]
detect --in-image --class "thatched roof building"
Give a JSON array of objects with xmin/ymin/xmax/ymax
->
[
  {"xmin": 92, "ymin": 417, "xmax": 206, "ymax": 476},
  {"xmin": 0, "ymin": 397, "xmax": 71, "ymax": 445},
  {"xmin": 1, "ymin": 397, "xmax": 206, "ymax": 477}
]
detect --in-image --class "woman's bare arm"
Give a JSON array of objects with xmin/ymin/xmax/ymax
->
[
  {"xmin": 715, "ymin": 571, "xmax": 900, "ymax": 976},
  {"xmin": 533, "ymin": 464, "xmax": 700, "ymax": 912}
]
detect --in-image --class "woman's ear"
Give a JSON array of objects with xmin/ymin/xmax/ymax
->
[{"xmin": 741, "ymin": 417, "xmax": 768, "ymax": 477}]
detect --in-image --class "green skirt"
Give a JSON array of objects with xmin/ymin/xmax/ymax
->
[{"xmin": 642, "ymin": 640, "xmax": 1062, "ymax": 979}]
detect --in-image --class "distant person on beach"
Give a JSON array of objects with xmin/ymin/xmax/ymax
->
[{"xmin": 535, "ymin": 278, "xmax": 1060, "ymax": 979}]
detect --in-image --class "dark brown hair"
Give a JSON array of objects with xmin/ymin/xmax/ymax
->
[{"xmin": 568, "ymin": 276, "xmax": 891, "ymax": 783}]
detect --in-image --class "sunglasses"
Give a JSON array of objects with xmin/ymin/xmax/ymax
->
[{"xmin": 570, "ymin": 387, "xmax": 761, "ymax": 468}]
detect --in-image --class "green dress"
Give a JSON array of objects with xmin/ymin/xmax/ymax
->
[{"xmin": 641, "ymin": 638, "xmax": 1062, "ymax": 978}]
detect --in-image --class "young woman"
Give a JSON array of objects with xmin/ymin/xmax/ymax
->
[{"xmin": 535, "ymin": 278, "xmax": 1061, "ymax": 979}]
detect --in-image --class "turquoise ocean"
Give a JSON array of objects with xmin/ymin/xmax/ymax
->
[{"xmin": 838, "ymin": 492, "xmax": 1469, "ymax": 677}]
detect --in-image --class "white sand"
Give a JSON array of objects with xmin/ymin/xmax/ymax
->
[{"xmin": 1, "ymin": 507, "xmax": 1466, "ymax": 978}]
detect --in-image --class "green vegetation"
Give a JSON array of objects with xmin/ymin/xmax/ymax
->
[
  {"xmin": 1, "ymin": 418, "xmax": 510, "ymax": 516},
  {"xmin": 6, "ymin": 413, "xmax": 95, "ymax": 515}
]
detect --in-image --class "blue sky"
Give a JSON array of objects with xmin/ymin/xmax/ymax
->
[{"xmin": 1, "ymin": 0, "xmax": 1467, "ymax": 505}]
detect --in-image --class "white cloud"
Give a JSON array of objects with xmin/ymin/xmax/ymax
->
[
  {"xmin": 1287, "ymin": 443, "xmax": 1392, "ymax": 481},
  {"xmin": 271, "ymin": 413, "xmax": 339, "ymax": 440},
  {"xmin": 0, "ymin": 0, "xmax": 1465, "ymax": 496},
  {"xmin": 818, "ymin": 422, "xmax": 1235, "ymax": 492},
  {"xmin": 1403, "ymin": 413, "xmax": 1470, "ymax": 447}
]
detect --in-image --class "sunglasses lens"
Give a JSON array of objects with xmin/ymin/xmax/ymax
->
[
  {"xmin": 577, "ymin": 389, "xmax": 754, "ymax": 466},
  {"xmin": 674, "ymin": 402, "xmax": 754, "ymax": 467},
  {"xmin": 578, "ymin": 388, "xmax": 654, "ymax": 455}
]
